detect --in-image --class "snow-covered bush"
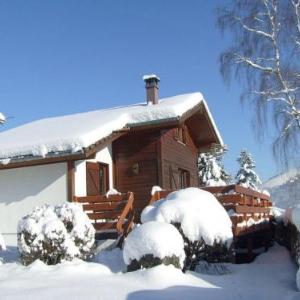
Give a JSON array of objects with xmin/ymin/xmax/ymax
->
[
  {"xmin": 0, "ymin": 233, "xmax": 6, "ymax": 251},
  {"xmin": 18, "ymin": 203, "xmax": 95, "ymax": 265},
  {"xmin": 236, "ymin": 149, "xmax": 262, "ymax": 191},
  {"xmin": 123, "ymin": 222, "xmax": 185, "ymax": 271},
  {"xmin": 198, "ymin": 146, "xmax": 231, "ymax": 186},
  {"xmin": 141, "ymin": 188, "xmax": 233, "ymax": 270}
]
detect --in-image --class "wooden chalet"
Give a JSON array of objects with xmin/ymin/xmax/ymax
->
[{"xmin": 0, "ymin": 75, "xmax": 223, "ymax": 244}]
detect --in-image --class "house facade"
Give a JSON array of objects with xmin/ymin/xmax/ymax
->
[{"xmin": 0, "ymin": 75, "xmax": 223, "ymax": 245}]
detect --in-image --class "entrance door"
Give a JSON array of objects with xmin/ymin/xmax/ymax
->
[{"xmin": 86, "ymin": 162, "xmax": 109, "ymax": 196}]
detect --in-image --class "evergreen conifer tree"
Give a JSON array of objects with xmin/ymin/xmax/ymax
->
[
  {"xmin": 235, "ymin": 150, "xmax": 261, "ymax": 190},
  {"xmin": 198, "ymin": 145, "xmax": 231, "ymax": 186}
]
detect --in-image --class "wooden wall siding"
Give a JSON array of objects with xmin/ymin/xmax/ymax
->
[
  {"xmin": 112, "ymin": 131, "xmax": 160, "ymax": 213},
  {"xmin": 160, "ymin": 126, "xmax": 199, "ymax": 190}
]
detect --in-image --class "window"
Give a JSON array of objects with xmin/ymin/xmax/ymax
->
[
  {"xmin": 99, "ymin": 164, "xmax": 109, "ymax": 195},
  {"xmin": 178, "ymin": 168, "xmax": 190, "ymax": 189},
  {"xmin": 174, "ymin": 126, "xmax": 187, "ymax": 144},
  {"xmin": 86, "ymin": 162, "xmax": 109, "ymax": 196}
]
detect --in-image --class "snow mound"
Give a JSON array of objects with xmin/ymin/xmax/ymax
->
[
  {"xmin": 18, "ymin": 202, "xmax": 95, "ymax": 265},
  {"xmin": 0, "ymin": 233, "xmax": 6, "ymax": 251},
  {"xmin": 106, "ymin": 188, "xmax": 121, "ymax": 197},
  {"xmin": 123, "ymin": 222, "xmax": 185, "ymax": 268},
  {"xmin": 141, "ymin": 187, "xmax": 233, "ymax": 246},
  {"xmin": 151, "ymin": 185, "xmax": 163, "ymax": 196}
]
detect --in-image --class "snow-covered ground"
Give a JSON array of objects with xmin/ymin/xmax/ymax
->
[{"xmin": 0, "ymin": 244, "xmax": 298, "ymax": 300}]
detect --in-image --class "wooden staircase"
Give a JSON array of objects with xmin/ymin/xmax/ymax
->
[{"xmin": 74, "ymin": 192, "xmax": 135, "ymax": 244}]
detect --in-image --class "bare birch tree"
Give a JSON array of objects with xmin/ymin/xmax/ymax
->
[{"xmin": 217, "ymin": 0, "xmax": 300, "ymax": 163}]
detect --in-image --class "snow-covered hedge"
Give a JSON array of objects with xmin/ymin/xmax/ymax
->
[
  {"xmin": 123, "ymin": 222, "xmax": 185, "ymax": 271},
  {"xmin": 18, "ymin": 203, "xmax": 95, "ymax": 265},
  {"xmin": 141, "ymin": 187, "xmax": 233, "ymax": 269},
  {"xmin": 281, "ymin": 205, "xmax": 300, "ymax": 291},
  {"xmin": 282, "ymin": 205, "xmax": 300, "ymax": 264}
]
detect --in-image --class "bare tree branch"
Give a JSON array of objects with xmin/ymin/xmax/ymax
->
[{"xmin": 217, "ymin": 0, "xmax": 300, "ymax": 163}]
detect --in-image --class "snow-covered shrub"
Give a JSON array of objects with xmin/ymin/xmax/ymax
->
[
  {"xmin": 123, "ymin": 222, "xmax": 185, "ymax": 271},
  {"xmin": 0, "ymin": 233, "xmax": 6, "ymax": 251},
  {"xmin": 141, "ymin": 187, "xmax": 233, "ymax": 270},
  {"xmin": 235, "ymin": 149, "xmax": 262, "ymax": 191},
  {"xmin": 18, "ymin": 203, "xmax": 95, "ymax": 265}
]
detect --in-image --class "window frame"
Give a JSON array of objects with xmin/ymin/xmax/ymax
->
[{"xmin": 178, "ymin": 168, "xmax": 190, "ymax": 189}]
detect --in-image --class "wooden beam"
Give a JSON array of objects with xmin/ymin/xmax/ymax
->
[
  {"xmin": 67, "ymin": 161, "xmax": 75, "ymax": 202},
  {"xmin": 0, "ymin": 153, "xmax": 86, "ymax": 170},
  {"xmin": 156, "ymin": 134, "xmax": 163, "ymax": 187},
  {"xmin": 83, "ymin": 131, "xmax": 126, "ymax": 158},
  {"xmin": 128, "ymin": 119, "xmax": 180, "ymax": 132}
]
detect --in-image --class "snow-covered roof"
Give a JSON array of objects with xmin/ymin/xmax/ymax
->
[{"xmin": 0, "ymin": 92, "xmax": 223, "ymax": 164}]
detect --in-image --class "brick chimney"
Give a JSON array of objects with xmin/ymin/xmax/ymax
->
[{"xmin": 143, "ymin": 74, "xmax": 160, "ymax": 105}]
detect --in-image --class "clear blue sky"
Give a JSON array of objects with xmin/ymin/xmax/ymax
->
[{"xmin": 0, "ymin": 0, "xmax": 281, "ymax": 181}]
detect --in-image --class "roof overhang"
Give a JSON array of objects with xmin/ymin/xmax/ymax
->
[
  {"xmin": 182, "ymin": 101, "xmax": 224, "ymax": 152},
  {"xmin": 126, "ymin": 100, "xmax": 224, "ymax": 150}
]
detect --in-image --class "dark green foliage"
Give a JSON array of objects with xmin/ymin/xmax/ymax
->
[
  {"xmin": 127, "ymin": 254, "xmax": 182, "ymax": 272},
  {"xmin": 172, "ymin": 223, "xmax": 232, "ymax": 271}
]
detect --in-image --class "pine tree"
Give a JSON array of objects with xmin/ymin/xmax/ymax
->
[
  {"xmin": 198, "ymin": 146, "xmax": 231, "ymax": 186},
  {"xmin": 235, "ymin": 150, "xmax": 261, "ymax": 191}
]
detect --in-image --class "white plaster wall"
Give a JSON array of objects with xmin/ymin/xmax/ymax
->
[
  {"xmin": 0, "ymin": 163, "xmax": 67, "ymax": 246},
  {"xmin": 74, "ymin": 144, "xmax": 114, "ymax": 197}
]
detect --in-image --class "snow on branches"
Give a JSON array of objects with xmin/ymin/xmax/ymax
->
[
  {"xmin": 235, "ymin": 149, "xmax": 262, "ymax": 191},
  {"xmin": 198, "ymin": 146, "xmax": 231, "ymax": 187},
  {"xmin": 18, "ymin": 203, "xmax": 95, "ymax": 265},
  {"xmin": 217, "ymin": 0, "xmax": 300, "ymax": 161}
]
